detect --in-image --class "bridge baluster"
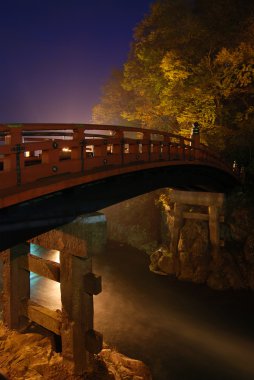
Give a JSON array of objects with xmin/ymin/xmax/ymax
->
[
  {"xmin": 141, "ymin": 133, "xmax": 150, "ymax": 162},
  {"xmin": 128, "ymin": 140, "xmax": 139, "ymax": 162},
  {"xmin": 4, "ymin": 128, "xmax": 24, "ymax": 185},
  {"xmin": 150, "ymin": 141, "xmax": 161, "ymax": 161},
  {"xmin": 114, "ymin": 130, "xmax": 124, "ymax": 165},
  {"xmin": 164, "ymin": 137, "xmax": 171, "ymax": 161},
  {"xmin": 72, "ymin": 127, "xmax": 85, "ymax": 166},
  {"xmin": 41, "ymin": 142, "xmax": 60, "ymax": 174},
  {"xmin": 179, "ymin": 137, "xmax": 185, "ymax": 160},
  {"xmin": 94, "ymin": 140, "xmax": 107, "ymax": 162}
]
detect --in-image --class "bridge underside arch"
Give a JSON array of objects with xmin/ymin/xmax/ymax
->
[{"xmin": 0, "ymin": 164, "xmax": 239, "ymax": 251}]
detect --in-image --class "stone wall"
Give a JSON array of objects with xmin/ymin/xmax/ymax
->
[{"xmin": 102, "ymin": 191, "xmax": 162, "ymax": 253}]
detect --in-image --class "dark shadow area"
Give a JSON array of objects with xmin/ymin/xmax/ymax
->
[{"xmin": 0, "ymin": 164, "xmax": 240, "ymax": 250}]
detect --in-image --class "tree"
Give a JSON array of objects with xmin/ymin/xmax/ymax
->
[
  {"xmin": 92, "ymin": 70, "xmax": 135, "ymax": 126},
  {"xmin": 92, "ymin": 0, "xmax": 254, "ymax": 161}
]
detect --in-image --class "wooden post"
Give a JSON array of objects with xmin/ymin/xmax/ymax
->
[
  {"xmin": 170, "ymin": 203, "xmax": 184, "ymax": 274},
  {"xmin": 31, "ymin": 226, "xmax": 103, "ymax": 374},
  {"xmin": 2, "ymin": 242, "xmax": 30, "ymax": 329},
  {"xmin": 60, "ymin": 251, "xmax": 97, "ymax": 374},
  {"xmin": 72, "ymin": 126, "xmax": 85, "ymax": 161}
]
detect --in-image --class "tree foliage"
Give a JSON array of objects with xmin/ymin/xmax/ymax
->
[{"xmin": 92, "ymin": 0, "xmax": 254, "ymax": 163}]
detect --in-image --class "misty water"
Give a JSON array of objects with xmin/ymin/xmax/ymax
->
[
  {"xmin": 29, "ymin": 242, "xmax": 254, "ymax": 380},
  {"xmin": 93, "ymin": 242, "xmax": 254, "ymax": 380}
]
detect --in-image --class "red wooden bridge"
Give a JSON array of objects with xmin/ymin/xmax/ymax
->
[
  {"xmin": 0, "ymin": 123, "xmax": 240, "ymax": 208},
  {"xmin": 0, "ymin": 123, "xmax": 243, "ymax": 374},
  {"xmin": 0, "ymin": 123, "xmax": 240, "ymax": 250}
]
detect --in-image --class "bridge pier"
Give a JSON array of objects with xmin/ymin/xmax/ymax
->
[
  {"xmin": 1, "ymin": 243, "xmax": 30, "ymax": 329},
  {"xmin": 169, "ymin": 190, "xmax": 224, "ymax": 268},
  {"xmin": 0, "ymin": 218, "xmax": 103, "ymax": 375}
]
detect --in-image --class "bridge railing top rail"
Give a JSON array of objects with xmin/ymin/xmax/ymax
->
[
  {"xmin": 0, "ymin": 123, "xmax": 190, "ymax": 140},
  {"xmin": 0, "ymin": 124, "xmax": 197, "ymax": 155}
]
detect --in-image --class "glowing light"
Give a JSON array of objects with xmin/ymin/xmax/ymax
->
[
  {"xmin": 24, "ymin": 151, "xmax": 30, "ymax": 157},
  {"xmin": 62, "ymin": 147, "xmax": 72, "ymax": 152}
]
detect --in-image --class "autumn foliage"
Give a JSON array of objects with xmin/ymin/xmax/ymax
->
[{"xmin": 93, "ymin": 0, "xmax": 254, "ymax": 169}]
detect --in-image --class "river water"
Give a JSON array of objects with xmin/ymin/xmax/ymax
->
[
  {"xmin": 93, "ymin": 242, "xmax": 254, "ymax": 380},
  {"xmin": 29, "ymin": 241, "xmax": 254, "ymax": 380}
]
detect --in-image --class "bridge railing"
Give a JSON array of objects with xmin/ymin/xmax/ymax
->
[{"xmin": 0, "ymin": 123, "xmax": 235, "ymax": 192}]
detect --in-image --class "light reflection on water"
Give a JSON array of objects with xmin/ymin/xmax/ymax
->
[{"xmin": 30, "ymin": 243, "xmax": 254, "ymax": 380}]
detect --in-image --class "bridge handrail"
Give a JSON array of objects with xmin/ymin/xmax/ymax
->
[{"xmin": 0, "ymin": 123, "xmax": 238, "ymax": 194}]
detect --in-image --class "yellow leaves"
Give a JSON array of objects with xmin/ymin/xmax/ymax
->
[
  {"xmin": 160, "ymin": 51, "xmax": 190, "ymax": 82},
  {"xmin": 214, "ymin": 43, "xmax": 254, "ymax": 98},
  {"xmin": 176, "ymin": 89, "xmax": 216, "ymax": 127},
  {"xmin": 216, "ymin": 43, "xmax": 254, "ymax": 67}
]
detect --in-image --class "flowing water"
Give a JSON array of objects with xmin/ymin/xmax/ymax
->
[{"xmin": 30, "ymin": 241, "xmax": 254, "ymax": 380}]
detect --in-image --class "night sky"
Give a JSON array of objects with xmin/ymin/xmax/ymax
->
[{"xmin": 0, "ymin": 0, "xmax": 152, "ymax": 124}]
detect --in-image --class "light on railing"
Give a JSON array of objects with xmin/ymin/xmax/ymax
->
[
  {"xmin": 62, "ymin": 147, "xmax": 72, "ymax": 153},
  {"xmin": 24, "ymin": 151, "xmax": 30, "ymax": 157}
]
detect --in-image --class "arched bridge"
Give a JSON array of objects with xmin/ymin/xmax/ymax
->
[{"xmin": 0, "ymin": 123, "xmax": 240, "ymax": 250}]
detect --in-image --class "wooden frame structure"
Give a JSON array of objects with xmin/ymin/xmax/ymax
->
[{"xmin": 1, "ymin": 239, "xmax": 102, "ymax": 375}]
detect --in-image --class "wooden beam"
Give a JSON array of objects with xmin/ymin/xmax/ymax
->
[
  {"xmin": 183, "ymin": 212, "xmax": 209, "ymax": 221},
  {"xmin": 168, "ymin": 189, "xmax": 225, "ymax": 207},
  {"xmin": 30, "ymin": 229, "xmax": 87, "ymax": 258},
  {"xmin": 2, "ymin": 243, "xmax": 30, "ymax": 329},
  {"xmin": 21, "ymin": 299, "xmax": 61, "ymax": 335},
  {"xmin": 182, "ymin": 212, "xmax": 224, "ymax": 222},
  {"xmin": 84, "ymin": 273, "xmax": 102, "ymax": 295},
  {"xmin": 20, "ymin": 253, "xmax": 60, "ymax": 282}
]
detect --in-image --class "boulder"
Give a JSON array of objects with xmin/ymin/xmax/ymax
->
[
  {"xmin": 100, "ymin": 348, "xmax": 152, "ymax": 380},
  {"xmin": 157, "ymin": 251, "xmax": 174, "ymax": 275}
]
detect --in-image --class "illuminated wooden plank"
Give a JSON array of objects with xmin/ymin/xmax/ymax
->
[
  {"xmin": 22, "ymin": 299, "xmax": 61, "ymax": 335},
  {"xmin": 20, "ymin": 253, "xmax": 60, "ymax": 282}
]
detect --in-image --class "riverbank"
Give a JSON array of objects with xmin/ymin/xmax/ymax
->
[{"xmin": 0, "ymin": 320, "xmax": 151, "ymax": 380}]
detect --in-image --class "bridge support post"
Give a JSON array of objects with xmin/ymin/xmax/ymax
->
[
  {"xmin": 60, "ymin": 252, "xmax": 94, "ymax": 374},
  {"xmin": 30, "ymin": 223, "xmax": 103, "ymax": 375},
  {"xmin": 1, "ymin": 243, "xmax": 30, "ymax": 329}
]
